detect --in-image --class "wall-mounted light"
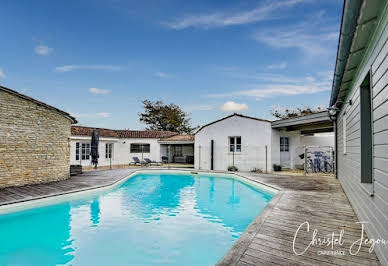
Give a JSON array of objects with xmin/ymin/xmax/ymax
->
[{"xmin": 328, "ymin": 105, "xmax": 339, "ymax": 121}]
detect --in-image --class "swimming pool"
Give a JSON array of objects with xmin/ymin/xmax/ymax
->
[{"xmin": 0, "ymin": 171, "xmax": 275, "ymax": 265}]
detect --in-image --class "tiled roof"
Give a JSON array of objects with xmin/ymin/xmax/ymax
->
[
  {"xmin": 71, "ymin": 126, "xmax": 178, "ymax": 139},
  {"xmin": 0, "ymin": 85, "xmax": 77, "ymax": 124},
  {"xmin": 160, "ymin": 134, "xmax": 195, "ymax": 141}
]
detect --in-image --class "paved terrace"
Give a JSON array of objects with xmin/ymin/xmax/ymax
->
[{"xmin": 0, "ymin": 168, "xmax": 380, "ymax": 265}]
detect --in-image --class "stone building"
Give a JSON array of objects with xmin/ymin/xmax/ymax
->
[{"xmin": 0, "ymin": 85, "xmax": 77, "ymax": 188}]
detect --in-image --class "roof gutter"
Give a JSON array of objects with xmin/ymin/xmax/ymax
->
[{"xmin": 330, "ymin": 0, "xmax": 363, "ymax": 107}]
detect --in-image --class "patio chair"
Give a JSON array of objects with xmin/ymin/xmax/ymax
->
[
  {"xmin": 144, "ymin": 158, "xmax": 162, "ymax": 166},
  {"xmin": 129, "ymin": 156, "xmax": 146, "ymax": 166},
  {"xmin": 161, "ymin": 156, "xmax": 168, "ymax": 164}
]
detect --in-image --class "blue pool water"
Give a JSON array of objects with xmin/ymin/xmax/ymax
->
[{"xmin": 0, "ymin": 172, "xmax": 274, "ymax": 265}]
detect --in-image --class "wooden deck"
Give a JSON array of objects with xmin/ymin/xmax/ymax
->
[
  {"xmin": 0, "ymin": 169, "xmax": 381, "ymax": 265},
  {"xmin": 0, "ymin": 169, "xmax": 135, "ymax": 206},
  {"xmin": 218, "ymin": 173, "xmax": 381, "ymax": 266}
]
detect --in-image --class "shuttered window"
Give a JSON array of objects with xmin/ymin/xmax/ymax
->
[{"xmin": 105, "ymin": 143, "xmax": 114, "ymax": 159}]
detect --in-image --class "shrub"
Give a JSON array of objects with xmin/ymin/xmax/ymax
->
[{"xmin": 228, "ymin": 165, "xmax": 238, "ymax": 172}]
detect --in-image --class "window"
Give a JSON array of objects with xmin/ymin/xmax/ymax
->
[
  {"xmin": 174, "ymin": 146, "xmax": 183, "ymax": 157},
  {"xmin": 106, "ymin": 143, "xmax": 114, "ymax": 159},
  {"xmin": 229, "ymin": 137, "xmax": 241, "ymax": 152},
  {"xmin": 76, "ymin": 143, "xmax": 80, "ymax": 160},
  {"xmin": 76, "ymin": 142, "xmax": 90, "ymax": 160},
  {"xmin": 280, "ymin": 137, "xmax": 289, "ymax": 152},
  {"xmin": 360, "ymin": 72, "xmax": 372, "ymax": 183},
  {"xmin": 130, "ymin": 143, "xmax": 150, "ymax": 153}
]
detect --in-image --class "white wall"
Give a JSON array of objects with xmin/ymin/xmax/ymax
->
[
  {"xmin": 271, "ymin": 131, "xmax": 334, "ymax": 169},
  {"xmin": 70, "ymin": 136, "xmax": 161, "ymax": 166},
  {"xmin": 194, "ymin": 116, "xmax": 272, "ymax": 172},
  {"xmin": 271, "ymin": 130, "xmax": 301, "ymax": 169}
]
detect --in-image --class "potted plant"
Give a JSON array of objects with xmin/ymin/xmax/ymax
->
[
  {"xmin": 228, "ymin": 165, "xmax": 238, "ymax": 172},
  {"xmin": 273, "ymin": 164, "xmax": 282, "ymax": 171}
]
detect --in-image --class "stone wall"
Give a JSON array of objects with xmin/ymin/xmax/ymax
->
[{"xmin": 0, "ymin": 90, "xmax": 72, "ymax": 188}]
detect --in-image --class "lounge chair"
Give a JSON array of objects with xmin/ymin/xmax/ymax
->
[
  {"xmin": 129, "ymin": 156, "xmax": 147, "ymax": 166},
  {"xmin": 144, "ymin": 158, "xmax": 162, "ymax": 166}
]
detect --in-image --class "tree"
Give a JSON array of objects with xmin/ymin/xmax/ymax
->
[
  {"xmin": 271, "ymin": 106, "xmax": 326, "ymax": 119},
  {"xmin": 138, "ymin": 100, "xmax": 197, "ymax": 133}
]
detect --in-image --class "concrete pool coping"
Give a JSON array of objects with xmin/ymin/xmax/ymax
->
[{"xmin": 0, "ymin": 168, "xmax": 381, "ymax": 265}]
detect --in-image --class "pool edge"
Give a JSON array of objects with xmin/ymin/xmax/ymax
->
[{"xmin": 216, "ymin": 190, "xmax": 285, "ymax": 266}]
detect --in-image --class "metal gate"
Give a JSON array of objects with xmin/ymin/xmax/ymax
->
[{"xmin": 298, "ymin": 146, "xmax": 334, "ymax": 174}]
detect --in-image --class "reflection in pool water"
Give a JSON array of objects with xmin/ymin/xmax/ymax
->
[{"xmin": 0, "ymin": 172, "xmax": 274, "ymax": 265}]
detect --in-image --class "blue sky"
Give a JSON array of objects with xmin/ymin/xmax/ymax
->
[{"xmin": 0, "ymin": 0, "xmax": 342, "ymax": 129}]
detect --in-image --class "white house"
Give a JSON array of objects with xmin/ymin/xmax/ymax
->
[
  {"xmin": 195, "ymin": 113, "xmax": 334, "ymax": 172},
  {"xmin": 70, "ymin": 126, "xmax": 193, "ymax": 169},
  {"xmin": 194, "ymin": 114, "xmax": 273, "ymax": 172}
]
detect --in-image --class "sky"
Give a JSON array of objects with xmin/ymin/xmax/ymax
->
[{"xmin": 0, "ymin": 0, "xmax": 342, "ymax": 129}]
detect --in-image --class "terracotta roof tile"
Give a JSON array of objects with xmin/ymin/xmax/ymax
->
[
  {"xmin": 71, "ymin": 126, "xmax": 178, "ymax": 139},
  {"xmin": 160, "ymin": 134, "xmax": 195, "ymax": 141}
]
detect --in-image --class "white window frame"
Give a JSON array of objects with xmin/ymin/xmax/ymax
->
[
  {"xmin": 76, "ymin": 142, "xmax": 91, "ymax": 160},
  {"xmin": 229, "ymin": 136, "xmax": 242, "ymax": 153},
  {"xmin": 280, "ymin": 137, "xmax": 289, "ymax": 152},
  {"xmin": 105, "ymin": 143, "xmax": 114, "ymax": 159},
  {"xmin": 174, "ymin": 145, "xmax": 183, "ymax": 157}
]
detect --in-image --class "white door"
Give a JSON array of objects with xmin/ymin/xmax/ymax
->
[{"xmin": 280, "ymin": 137, "xmax": 290, "ymax": 168}]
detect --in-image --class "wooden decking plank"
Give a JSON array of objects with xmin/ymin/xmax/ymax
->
[
  {"xmin": 262, "ymin": 218, "xmax": 367, "ymax": 241},
  {"xmin": 249, "ymin": 238, "xmax": 338, "ymax": 265},
  {"xmin": 257, "ymin": 226, "xmax": 375, "ymax": 255},
  {"xmin": 247, "ymin": 242, "xmax": 329, "ymax": 266},
  {"xmin": 264, "ymin": 217, "xmax": 366, "ymax": 239},
  {"xmin": 244, "ymin": 248, "xmax": 300, "ymax": 266},
  {"xmin": 235, "ymin": 260, "xmax": 255, "ymax": 266},
  {"xmin": 253, "ymin": 233, "xmax": 379, "ymax": 265},
  {"xmin": 239, "ymin": 253, "xmax": 282, "ymax": 266}
]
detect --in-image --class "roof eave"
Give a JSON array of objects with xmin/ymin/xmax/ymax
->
[{"xmin": 330, "ymin": 0, "xmax": 363, "ymax": 107}]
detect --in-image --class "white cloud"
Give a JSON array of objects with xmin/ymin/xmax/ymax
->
[
  {"xmin": 55, "ymin": 64, "xmax": 122, "ymax": 73},
  {"xmin": 154, "ymin": 71, "xmax": 170, "ymax": 78},
  {"xmin": 34, "ymin": 45, "xmax": 53, "ymax": 55},
  {"xmin": 71, "ymin": 113, "xmax": 91, "ymax": 119},
  {"xmin": 89, "ymin": 88, "xmax": 110, "ymax": 95},
  {"xmin": 253, "ymin": 12, "xmax": 338, "ymax": 57},
  {"xmin": 164, "ymin": 0, "xmax": 307, "ymax": 30},
  {"xmin": 185, "ymin": 104, "xmax": 216, "ymax": 111},
  {"xmin": 70, "ymin": 112, "xmax": 111, "ymax": 119},
  {"xmin": 96, "ymin": 112, "xmax": 111, "ymax": 118},
  {"xmin": 220, "ymin": 101, "xmax": 248, "ymax": 112},
  {"xmin": 209, "ymin": 71, "xmax": 332, "ymax": 100},
  {"xmin": 267, "ymin": 62, "xmax": 287, "ymax": 70},
  {"xmin": 0, "ymin": 68, "xmax": 6, "ymax": 78}
]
